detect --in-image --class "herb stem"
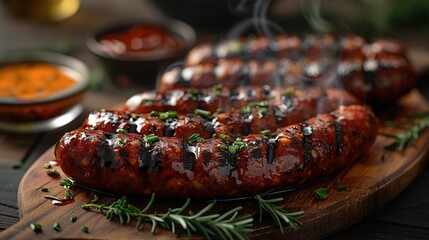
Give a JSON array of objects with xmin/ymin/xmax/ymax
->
[{"xmin": 82, "ymin": 194, "xmax": 252, "ymax": 240}]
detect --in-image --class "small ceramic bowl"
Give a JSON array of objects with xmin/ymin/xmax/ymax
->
[
  {"xmin": 0, "ymin": 51, "xmax": 89, "ymax": 132},
  {"xmin": 87, "ymin": 19, "xmax": 196, "ymax": 89}
]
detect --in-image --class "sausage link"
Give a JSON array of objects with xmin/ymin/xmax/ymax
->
[
  {"xmin": 160, "ymin": 34, "xmax": 414, "ymax": 105},
  {"xmin": 122, "ymin": 85, "xmax": 359, "ymax": 115},
  {"xmin": 56, "ymin": 104, "xmax": 379, "ymax": 199},
  {"xmin": 84, "ymin": 88, "xmax": 359, "ymax": 139}
]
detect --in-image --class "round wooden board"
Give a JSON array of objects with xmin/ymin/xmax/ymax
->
[{"xmin": 1, "ymin": 90, "xmax": 429, "ymax": 240}]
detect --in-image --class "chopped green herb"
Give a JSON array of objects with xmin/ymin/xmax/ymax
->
[
  {"xmin": 65, "ymin": 189, "xmax": 72, "ymax": 200},
  {"xmin": 30, "ymin": 222, "xmax": 42, "ymax": 233},
  {"xmin": 53, "ymin": 222, "xmax": 61, "ymax": 232},
  {"xmin": 117, "ymin": 138, "xmax": 127, "ymax": 147},
  {"xmin": 46, "ymin": 170, "xmax": 59, "ymax": 177},
  {"xmin": 282, "ymin": 87, "xmax": 294, "ymax": 97},
  {"xmin": 216, "ymin": 107, "xmax": 224, "ymax": 113},
  {"xmin": 194, "ymin": 109, "xmax": 211, "ymax": 118},
  {"xmin": 242, "ymin": 101, "xmax": 269, "ymax": 116},
  {"xmin": 259, "ymin": 107, "xmax": 268, "ymax": 116},
  {"xmin": 130, "ymin": 113, "xmax": 138, "ymax": 120},
  {"xmin": 189, "ymin": 88, "xmax": 199, "ymax": 99},
  {"xmin": 187, "ymin": 133, "xmax": 205, "ymax": 143},
  {"xmin": 213, "ymin": 84, "xmax": 222, "ymax": 97},
  {"xmin": 335, "ymin": 185, "xmax": 348, "ymax": 192},
  {"xmin": 60, "ymin": 178, "xmax": 75, "ymax": 200},
  {"xmin": 70, "ymin": 214, "xmax": 77, "ymax": 222},
  {"xmin": 314, "ymin": 188, "xmax": 329, "ymax": 200},
  {"xmin": 81, "ymin": 226, "xmax": 89, "ymax": 233},
  {"xmin": 40, "ymin": 187, "xmax": 49, "ymax": 192},
  {"xmin": 116, "ymin": 129, "xmax": 128, "ymax": 134},
  {"xmin": 43, "ymin": 163, "xmax": 51, "ymax": 169},
  {"xmin": 143, "ymin": 134, "xmax": 159, "ymax": 148},
  {"xmin": 150, "ymin": 111, "xmax": 177, "ymax": 121},
  {"xmin": 60, "ymin": 178, "xmax": 74, "ymax": 188},
  {"xmin": 260, "ymin": 129, "xmax": 271, "ymax": 135},
  {"xmin": 91, "ymin": 194, "xmax": 99, "ymax": 203},
  {"xmin": 219, "ymin": 144, "xmax": 229, "ymax": 151},
  {"xmin": 219, "ymin": 134, "xmax": 230, "ymax": 142},
  {"xmin": 44, "ymin": 195, "xmax": 62, "ymax": 201},
  {"xmin": 12, "ymin": 161, "xmax": 23, "ymax": 169}
]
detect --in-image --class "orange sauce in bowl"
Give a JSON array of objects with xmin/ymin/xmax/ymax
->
[{"xmin": 0, "ymin": 62, "xmax": 77, "ymax": 101}]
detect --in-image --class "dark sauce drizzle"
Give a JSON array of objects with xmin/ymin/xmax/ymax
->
[{"xmin": 334, "ymin": 121, "xmax": 343, "ymax": 155}]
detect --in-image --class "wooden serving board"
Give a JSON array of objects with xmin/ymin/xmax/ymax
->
[{"xmin": 2, "ymin": 90, "xmax": 429, "ymax": 240}]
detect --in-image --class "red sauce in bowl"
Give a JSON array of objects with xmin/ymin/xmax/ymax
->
[{"xmin": 98, "ymin": 25, "xmax": 184, "ymax": 59}]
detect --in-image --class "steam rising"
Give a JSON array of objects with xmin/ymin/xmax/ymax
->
[
  {"xmin": 300, "ymin": 0, "xmax": 333, "ymax": 33},
  {"xmin": 227, "ymin": 0, "xmax": 284, "ymax": 39}
]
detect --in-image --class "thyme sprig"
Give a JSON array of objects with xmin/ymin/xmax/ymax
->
[
  {"xmin": 254, "ymin": 195, "xmax": 303, "ymax": 234},
  {"xmin": 82, "ymin": 194, "xmax": 253, "ymax": 240},
  {"xmin": 381, "ymin": 112, "xmax": 429, "ymax": 151}
]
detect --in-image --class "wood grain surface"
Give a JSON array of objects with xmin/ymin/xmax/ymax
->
[{"xmin": 1, "ymin": 90, "xmax": 429, "ymax": 240}]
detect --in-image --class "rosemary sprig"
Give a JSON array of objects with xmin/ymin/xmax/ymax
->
[
  {"xmin": 254, "ymin": 195, "xmax": 303, "ymax": 234},
  {"xmin": 381, "ymin": 112, "xmax": 429, "ymax": 151},
  {"xmin": 82, "ymin": 194, "xmax": 253, "ymax": 240}
]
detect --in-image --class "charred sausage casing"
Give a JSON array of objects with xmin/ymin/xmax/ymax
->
[
  {"xmin": 88, "ymin": 87, "xmax": 359, "ymax": 139},
  {"xmin": 56, "ymin": 104, "xmax": 379, "ymax": 199},
  {"xmin": 122, "ymin": 85, "xmax": 359, "ymax": 115},
  {"xmin": 158, "ymin": 34, "xmax": 415, "ymax": 105}
]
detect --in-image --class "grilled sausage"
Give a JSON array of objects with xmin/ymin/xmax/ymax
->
[
  {"xmin": 122, "ymin": 85, "xmax": 359, "ymax": 115},
  {"xmin": 88, "ymin": 88, "xmax": 359, "ymax": 139},
  {"xmin": 158, "ymin": 34, "xmax": 415, "ymax": 105},
  {"xmin": 56, "ymin": 104, "xmax": 379, "ymax": 199}
]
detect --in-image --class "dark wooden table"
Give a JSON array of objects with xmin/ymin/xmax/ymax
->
[{"xmin": 1, "ymin": 1, "xmax": 429, "ymax": 239}]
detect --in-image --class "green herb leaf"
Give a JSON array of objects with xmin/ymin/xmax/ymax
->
[
  {"xmin": 187, "ymin": 133, "xmax": 205, "ymax": 143},
  {"xmin": 46, "ymin": 170, "xmax": 59, "ymax": 177},
  {"xmin": 30, "ymin": 222, "xmax": 42, "ymax": 233},
  {"xmin": 194, "ymin": 109, "xmax": 211, "ymax": 118},
  {"xmin": 314, "ymin": 188, "xmax": 329, "ymax": 200},
  {"xmin": 241, "ymin": 101, "xmax": 269, "ymax": 116},
  {"xmin": 43, "ymin": 163, "xmax": 51, "ymax": 169},
  {"xmin": 40, "ymin": 187, "xmax": 49, "ymax": 192},
  {"xmin": 143, "ymin": 134, "xmax": 159, "ymax": 148},
  {"xmin": 189, "ymin": 88, "xmax": 199, "ymax": 99},
  {"xmin": 117, "ymin": 138, "xmax": 127, "ymax": 147},
  {"xmin": 81, "ymin": 226, "xmax": 89, "ymax": 233},
  {"xmin": 116, "ymin": 129, "xmax": 128, "ymax": 134},
  {"xmin": 44, "ymin": 195, "xmax": 62, "ymax": 201},
  {"xmin": 53, "ymin": 222, "xmax": 61, "ymax": 232},
  {"xmin": 260, "ymin": 129, "xmax": 271, "ymax": 136},
  {"xmin": 219, "ymin": 134, "xmax": 230, "ymax": 142},
  {"xmin": 70, "ymin": 214, "xmax": 77, "ymax": 222},
  {"xmin": 60, "ymin": 178, "xmax": 74, "ymax": 188},
  {"xmin": 12, "ymin": 161, "xmax": 23, "ymax": 169},
  {"xmin": 229, "ymin": 139, "xmax": 245, "ymax": 155},
  {"xmin": 91, "ymin": 194, "xmax": 99, "ymax": 203},
  {"xmin": 282, "ymin": 87, "xmax": 294, "ymax": 97},
  {"xmin": 335, "ymin": 185, "xmax": 348, "ymax": 192},
  {"xmin": 150, "ymin": 111, "xmax": 178, "ymax": 121}
]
